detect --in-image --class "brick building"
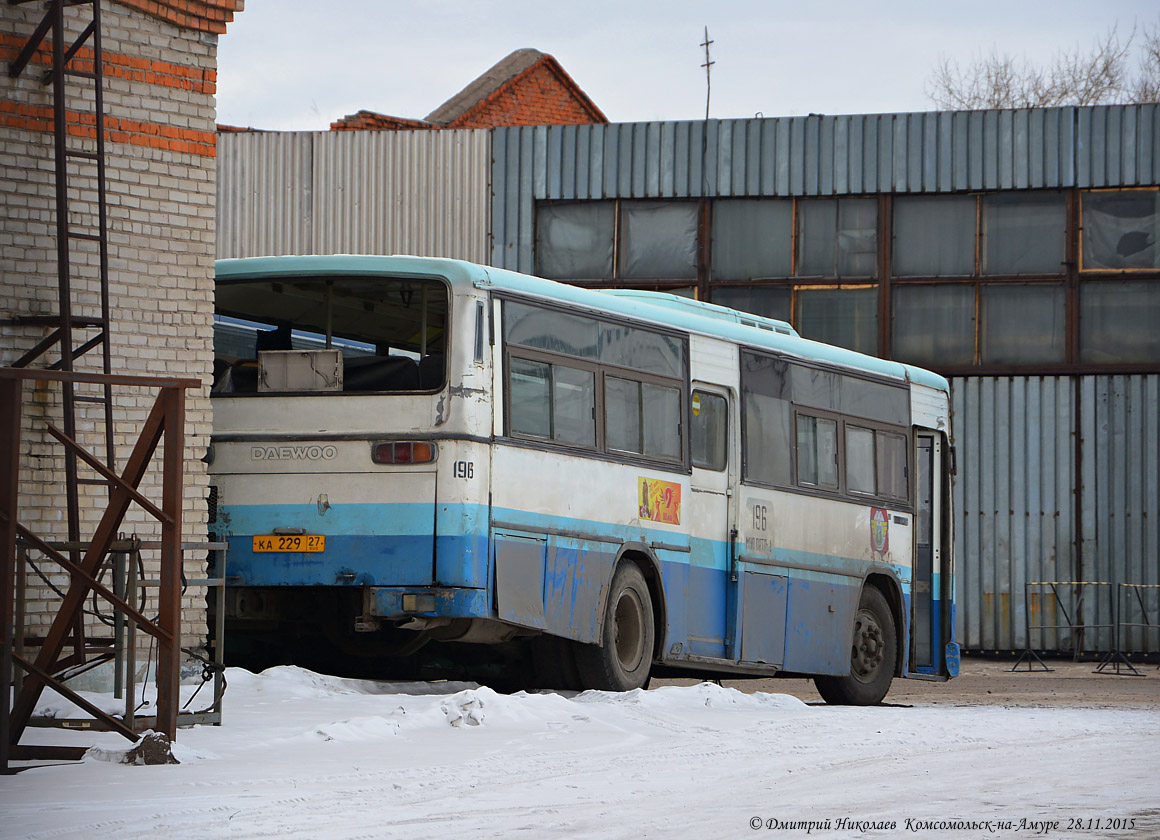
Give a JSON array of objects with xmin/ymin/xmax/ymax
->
[
  {"xmin": 1, "ymin": 0, "xmax": 242, "ymax": 689},
  {"xmin": 330, "ymin": 48, "xmax": 606, "ymax": 131}
]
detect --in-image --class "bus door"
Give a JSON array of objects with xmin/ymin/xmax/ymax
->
[
  {"xmin": 685, "ymin": 386, "xmax": 733, "ymax": 659},
  {"xmin": 913, "ymin": 431, "xmax": 946, "ymax": 674}
]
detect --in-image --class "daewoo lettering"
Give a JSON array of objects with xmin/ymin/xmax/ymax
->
[{"xmin": 250, "ymin": 445, "xmax": 338, "ymax": 461}]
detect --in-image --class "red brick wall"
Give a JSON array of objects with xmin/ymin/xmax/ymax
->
[
  {"xmin": 114, "ymin": 0, "xmax": 243, "ymax": 34},
  {"xmin": 0, "ymin": 33, "xmax": 219, "ymax": 156},
  {"xmin": 331, "ymin": 111, "xmax": 433, "ymax": 131},
  {"xmin": 446, "ymin": 61, "xmax": 605, "ymax": 129}
]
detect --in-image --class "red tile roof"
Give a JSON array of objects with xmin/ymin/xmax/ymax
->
[{"xmin": 331, "ymin": 48, "xmax": 606, "ymax": 132}]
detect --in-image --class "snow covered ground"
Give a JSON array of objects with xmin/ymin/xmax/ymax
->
[{"xmin": 3, "ymin": 666, "xmax": 1158, "ymax": 840}]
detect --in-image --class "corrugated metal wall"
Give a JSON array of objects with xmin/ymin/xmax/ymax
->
[
  {"xmin": 492, "ymin": 104, "xmax": 1160, "ymax": 272},
  {"xmin": 1079, "ymin": 376, "xmax": 1160, "ymax": 653},
  {"xmin": 952, "ymin": 375, "xmax": 1160, "ymax": 654},
  {"xmin": 217, "ymin": 129, "xmax": 491, "ymax": 262}
]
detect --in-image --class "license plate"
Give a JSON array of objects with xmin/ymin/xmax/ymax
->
[{"xmin": 252, "ymin": 534, "xmax": 326, "ymax": 553}]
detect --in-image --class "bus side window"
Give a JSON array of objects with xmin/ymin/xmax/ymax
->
[
  {"xmin": 509, "ymin": 357, "xmax": 596, "ymax": 448},
  {"xmin": 877, "ymin": 430, "xmax": 909, "ymax": 501},
  {"xmin": 845, "ymin": 425, "xmax": 877, "ymax": 495},
  {"xmin": 691, "ymin": 390, "xmax": 727, "ymax": 471},
  {"xmin": 797, "ymin": 414, "xmax": 838, "ymax": 489},
  {"xmin": 474, "ymin": 301, "xmax": 485, "ymax": 363}
]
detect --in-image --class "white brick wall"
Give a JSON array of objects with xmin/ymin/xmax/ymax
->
[{"xmin": 2, "ymin": 1, "xmax": 219, "ymax": 689}]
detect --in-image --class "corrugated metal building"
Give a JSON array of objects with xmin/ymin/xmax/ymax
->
[
  {"xmin": 217, "ymin": 129, "xmax": 490, "ymax": 262},
  {"xmin": 216, "ymin": 105, "xmax": 1160, "ymax": 654}
]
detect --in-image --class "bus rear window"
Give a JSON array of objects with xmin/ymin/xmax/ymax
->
[{"xmin": 212, "ymin": 275, "xmax": 448, "ymax": 394}]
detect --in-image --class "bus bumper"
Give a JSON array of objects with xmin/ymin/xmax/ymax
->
[{"xmin": 367, "ymin": 586, "xmax": 490, "ymax": 620}]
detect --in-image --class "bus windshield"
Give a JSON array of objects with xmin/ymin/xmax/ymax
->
[{"xmin": 212, "ymin": 274, "xmax": 448, "ymax": 394}]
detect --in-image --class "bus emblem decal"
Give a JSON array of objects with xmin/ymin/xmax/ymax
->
[{"xmin": 870, "ymin": 507, "xmax": 889, "ymax": 554}]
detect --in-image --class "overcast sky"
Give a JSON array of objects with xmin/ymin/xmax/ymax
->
[{"xmin": 215, "ymin": 0, "xmax": 1160, "ymax": 131}]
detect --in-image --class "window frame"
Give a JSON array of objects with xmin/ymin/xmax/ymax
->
[
  {"xmin": 500, "ymin": 295, "xmax": 691, "ymax": 472},
  {"xmin": 891, "ymin": 194, "xmax": 979, "ymax": 279},
  {"xmin": 845, "ymin": 423, "xmax": 879, "ymax": 497},
  {"xmin": 533, "ymin": 189, "xmax": 1160, "ymax": 375},
  {"xmin": 740, "ymin": 347, "xmax": 913, "ymax": 509},
  {"xmin": 1078, "ymin": 187, "xmax": 1160, "ymax": 274},
  {"xmin": 794, "ymin": 196, "xmax": 880, "ymax": 279},
  {"xmin": 600, "ymin": 369, "xmax": 686, "ymax": 462},
  {"xmin": 212, "ymin": 273, "xmax": 452, "ymax": 397},
  {"xmin": 690, "ymin": 389, "xmax": 729, "ymax": 472},
  {"xmin": 534, "ymin": 198, "xmax": 701, "ymax": 285},
  {"xmin": 794, "ymin": 409, "xmax": 841, "ymax": 491}
]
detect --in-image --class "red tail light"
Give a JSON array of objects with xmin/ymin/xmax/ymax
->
[{"xmin": 372, "ymin": 441, "xmax": 437, "ymax": 464}]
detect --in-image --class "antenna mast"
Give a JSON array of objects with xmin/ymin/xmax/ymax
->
[{"xmin": 700, "ymin": 26, "xmax": 714, "ymax": 120}]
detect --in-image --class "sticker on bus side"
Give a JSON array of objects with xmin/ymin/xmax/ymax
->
[
  {"xmin": 870, "ymin": 507, "xmax": 889, "ymax": 554},
  {"xmin": 744, "ymin": 498, "xmax": 772, "ymax": 556},
  {"xmin": 638, "ymin": 477, "xmax": 681, "ymax": 525}
]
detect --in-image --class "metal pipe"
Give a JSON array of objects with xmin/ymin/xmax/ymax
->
[
  {"xmin": 214, "ymin": 545, "xmax": 226, "ymax": 723},
  {"xmin": 125, "ymin": 548, "xmax": 137, "ymax": 730},
  {"xmin": 15, "ymin": 545, "xmax": 27, "ymax": 697},
  {"xmin": 1, "ymin": 377, "xmax": 22, "ymax": 774},
  {"xmin": 93, "ymin": 0, "xmax": 116, "ymax": 481},
  {"xmin": 325, "ymin": 279, "xmax": 333, "ymax": 349},
  {"xmin": 113, "ymin": 549, "xmax": 123, "ymax": 699}
]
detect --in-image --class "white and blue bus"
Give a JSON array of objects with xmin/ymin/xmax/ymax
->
[{"xmin": 209, "ymin": 255, "xmax": 958, "ymax": 703}]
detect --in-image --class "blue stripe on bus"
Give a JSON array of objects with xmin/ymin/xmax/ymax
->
[
  {"xmin": 223, "ymin": 533, "xmax": 439, "ymax": 586},
  {"xmin": 219, "ymin": 498, "xmax": 953, "ymax": 674},
  {"xmin": 219, "ymin": 500, "xmax": 484, "ymax": 587},
  {"xmin": 223, "ymin": 532, "xmax": 492, "ymax": 587},
  {"xmin": 220, "ymin": 497, "xmax": 916, "ymax": 593},
  {"xmin": 437, "ymin": 503, "xmax": 490, "ymax": 588},
  {"xmin": 218, "ymin": 501, "xmax": 441, "ymax": 537},
  {"xmin": 218, "ymin": 495, "xmax": 923, "ymax": 583}
]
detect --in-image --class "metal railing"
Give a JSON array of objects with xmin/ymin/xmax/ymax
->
[
  {"xmin": 1011, "ymin": 580, "xmax": 1116, "ymax": 672},
  {"xmin": 2, "ymin": 368, "xmax": 200, "ymax": 771}
]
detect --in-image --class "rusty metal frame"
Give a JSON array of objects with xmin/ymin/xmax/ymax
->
[
  {"xmin": 1, "ymin": 368, "xmax": 198, "ymax": 773},
  {"xmin": 16, "ymin": 539, "xmax": 228, "ymax": 734}
]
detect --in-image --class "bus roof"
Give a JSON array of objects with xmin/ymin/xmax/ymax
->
[
  {"xmin": 216, "ymin": 254, "xmax": 950, "ymax": 393},
  {"xmin": 598, "ymin": 290, "xmax": 799, "ymax": 337}
]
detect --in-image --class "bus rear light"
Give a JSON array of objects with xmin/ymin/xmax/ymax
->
[{"xmin": 372, "ymin": 441, "xmax": 437, "ymax": 464}]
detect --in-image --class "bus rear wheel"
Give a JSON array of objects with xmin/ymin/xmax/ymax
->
[
  {"xmin": 575, "ymin": 562, "xmax": 655, "ymax": 691},
  {"xmin": 814, "ymin": 586, "xmax": 896, "ymax": 706}
]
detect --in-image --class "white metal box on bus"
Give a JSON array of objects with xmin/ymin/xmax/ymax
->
[{"xmin": 258, "ymin": 349, "xmax": 343, "ymax": 392}]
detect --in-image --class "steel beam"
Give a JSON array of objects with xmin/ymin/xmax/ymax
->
[
  {"xmin": 154, "ymin": 387, "xmax": 186, "ymax": 741},
  {"xmin": 1, "ymin": 377, "xmax": 23, "ymax": 774}
]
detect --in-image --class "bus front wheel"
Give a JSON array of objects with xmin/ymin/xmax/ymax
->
[
  {"xmin": 814, "ymin": 586, "xmax": 896, "ymax": 706},
  {"xmin": 575, "ymin": 562, "xmax": 655, "ymax": 691}
]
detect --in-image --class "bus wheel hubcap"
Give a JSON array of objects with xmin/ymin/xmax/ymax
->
[
  {"xmin": 851, "ymin": 611, "xmax": 885, "ymax": 680},
  {"xmin": 614, "ymin": 590, "xmax": 645, "ymax": 672}
]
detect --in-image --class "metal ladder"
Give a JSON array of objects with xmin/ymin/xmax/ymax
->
[{"xmin": 7, "ymin": 0, "xmax": 116, "ymax": 676}]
